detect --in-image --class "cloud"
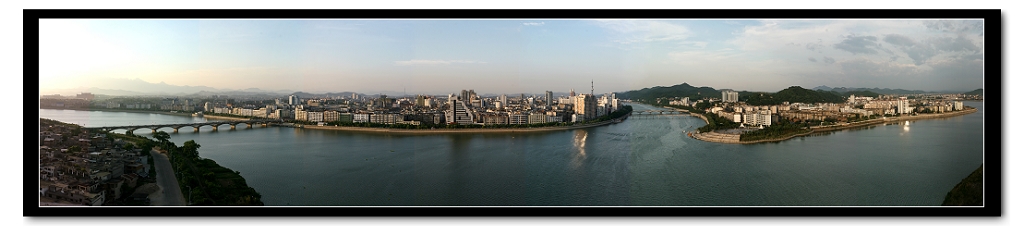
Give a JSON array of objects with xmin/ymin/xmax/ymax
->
[
  {"xmin": 883, "ymin": 34, "xmax": 916, "ymax": 47},
  {"xmin": 931, "ymin": 35, "xmax": 980, "ymax": 52},
  {"xmin": 833, "ymin": 35, "xmax": 880, "ymax": 55},
  {"xmin": 523, "ymin": 22, "xmax": 545, "ymax": 26},
  {"xmin": 394, "ymin": 60, "xmax": 487, "ymax": 66},
  {"xmin": 594, "ymin": 20, "xmax": 691, "ymax": 45},
  {"xmin": 838, "ymin": 58, "xmax": 920, "ymax": 79},
  {"xmin": 808, "ymin": 57, "xmax": 817, "ymax": 62},
  {"xmin": 822, "ymin": 56, "xmax": 836, "ymax": 64},
  {"xmin": 923, "ymin": 20, "xmax": 983, "ymax": 33},
  {"xmin": 881, "ymin": 34, "xmax": 980, "ymax": 65}
]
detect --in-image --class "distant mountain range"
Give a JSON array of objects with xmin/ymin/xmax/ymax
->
[
  {"xmin": 810, "ymin": 85, "xmax": 978, "ymax": 95},
  {"xmin": 615, "ymin": 83, "xmax": 982, "ymax": 106},
  {"xmin": 964, "ymin": 88, "xmax": 984, "ymax": 96},
  {"xmin": 41, "ymin": 78, "xmax": 298, "ymax": 97}
]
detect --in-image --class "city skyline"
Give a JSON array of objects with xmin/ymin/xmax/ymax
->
[{"xmin": 39, "ymin": 19, "xmax": 984, "ymax": 95}]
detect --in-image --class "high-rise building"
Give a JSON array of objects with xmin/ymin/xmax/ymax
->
[
  {"xmin": 721, "ymin": 89, "xmax": 739, "ymax": 103},
  {"xmin": 446, "ymin": 95, "xmax": 475, "ymax": 125},
  {"xmin": 416, "ymin": 95, "xmax": 426, "ymax": 107},
  {"xmin": 545, "ymin": 91, "xmax": 553, "ymax": 108},
  {"xmin": 570, "ymin": 89, "xmax": 575, "ymax": 97},
  {"xmin": 574, "ymin": 94, "xmax": 597, "ymax": 121},
  {"xmin": 897, "ymin": 97, "xmax": 911, "ymax": 114},
  {"xmin": 288, "ymin": 95, "xmax": 298, "ymax": 105}
]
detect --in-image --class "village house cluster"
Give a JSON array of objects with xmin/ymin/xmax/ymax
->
[{"xmin": 39, "ymin": 119, "xmax": 149, "ymax": 206}]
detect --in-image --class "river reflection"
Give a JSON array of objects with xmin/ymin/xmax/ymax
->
[{"xmin": 572, "ymin": 129, "xmax": 588, "ymax": 169}]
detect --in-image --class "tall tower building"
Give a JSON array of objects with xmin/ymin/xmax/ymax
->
[
  {"xmin": 288, "ymin": 95, "xmax": 298, "ymax": 105},
  {"xmin": 545, "ymin": 91, "xmax": 553, "ymax": 108},
  {"xmin": 574, "ymin": 94, "xmax": 597, "ymax": 121},
  {"xmin": 570, "ymin": 89, "xmax": 575, "ymax": 97},
  {"xmin": 721, "ymin": 90, "xmax": 739, "ymax": 103}
]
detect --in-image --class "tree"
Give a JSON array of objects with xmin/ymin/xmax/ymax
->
[
  {"xmin": 153, "ymin": 131, "xmax": 171, "ymax": 145},
  {"xmin": 182, "ymin": 140, "xmax": 201, "ymax": 160},
  {"xmin": 122, "ymin": 142, "xmax": 135, "ymax": 151}
]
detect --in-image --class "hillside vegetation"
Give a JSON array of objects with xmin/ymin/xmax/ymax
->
[
  {"xmin": 742, "ymin": 86, "xmax": 846, "ymax": 105},
  {"xmin": 941, "ymin": 165, "xmax": 983, "ymax": 206}
]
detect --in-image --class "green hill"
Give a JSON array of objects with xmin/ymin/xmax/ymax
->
[
  {"xmin": 742, "ymin": 86, "xmax": 846, "ymax": 105},
  {"xmin": 941, "ymin": 165, "xmax": 983, "ymax": 206},
  {"xmin": 963, "ymin": 88, "xmax": 984, "ymax": 96},
  {"xmin": 615, "ymin": 83, "xmax": 720, "ymax": 105}
]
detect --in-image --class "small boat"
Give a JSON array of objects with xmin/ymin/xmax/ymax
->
[{"xmin": 192, "ymin": 112, "xmax": 204, "ymax": 117}]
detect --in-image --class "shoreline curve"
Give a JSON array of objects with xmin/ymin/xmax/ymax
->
[{"xmin": 689, "ymin": 107, "xmax": 978, "ymax": 144}]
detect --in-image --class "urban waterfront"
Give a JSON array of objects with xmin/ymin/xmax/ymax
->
[{"xmin": 38, "ymin": 101, "xmax": 984, "ymax": 206}]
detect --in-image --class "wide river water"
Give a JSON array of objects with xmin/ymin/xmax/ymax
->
[{"xmin": 39, "ymin": 102, "xmax": 985, "ymax": 206}]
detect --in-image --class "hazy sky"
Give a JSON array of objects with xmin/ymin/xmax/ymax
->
[{"xmin": 38, "ymin": 19, "xmax": 985, "ymax": 94}]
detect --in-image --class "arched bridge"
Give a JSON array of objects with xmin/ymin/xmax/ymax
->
[
  {"xmin": 87, "ymin": 120, "xmax": 284, "ymax": 134},
  {"xmin": 631, "ymin": 110, "xmax": 689, "ymax": 115}
]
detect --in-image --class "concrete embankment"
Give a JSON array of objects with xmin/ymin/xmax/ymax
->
[
  {"xmin": 301, "ymin": 115, "xmax": 630, "ymax": 134},
  {"xmin": 689, "ymin": 107, "xmax": 978, "ymax": 144}
]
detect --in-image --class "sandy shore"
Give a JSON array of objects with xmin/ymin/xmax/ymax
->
[
  {"xmin": 690, "ymin": 107, "xmax": 978, "ymax": 144},
  {"xmin": 302, "ymin": 116, "xmax": 630, "ymax": 134}
]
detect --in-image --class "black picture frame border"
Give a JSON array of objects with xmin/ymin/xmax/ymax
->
[{"xmin": 25, "ymin": 9, "xmax": 1002, "ymax": 217}]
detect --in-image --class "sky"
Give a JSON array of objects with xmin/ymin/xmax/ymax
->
[{"xmin": 38, "ymin": 19, "xmax": 985, "ymax": 95}]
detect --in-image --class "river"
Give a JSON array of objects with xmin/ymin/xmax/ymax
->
[{"xmin": 38, "ymin": 101, "xmax": 985, "ymax": 206}]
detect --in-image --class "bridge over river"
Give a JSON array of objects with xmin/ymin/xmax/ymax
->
[{"xmin": 86, "ymin": 120, "xmax": 284, "ymax": 134}]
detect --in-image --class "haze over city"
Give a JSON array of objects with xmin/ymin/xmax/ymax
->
[{"xmin": 39, "ymin": 19, "xmax": 984, "ymax": 95}]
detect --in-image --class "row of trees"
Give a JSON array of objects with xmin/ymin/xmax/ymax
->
[
  {"xmin": 738, "ymin": 119, "xmax": 812, "ymax": 142},
  {"xmin": 152, "ymin": 131, "xmax": 263, "ymax": 206}
]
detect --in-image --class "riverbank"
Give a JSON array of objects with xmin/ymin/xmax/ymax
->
[
  {"xmin": 40, "ymin": 107, "xmax": 195, "ymax": 117},
  {"xmin": 301, "ymin": 115, "xmax": 630, "ymax": 134},
  {"xmin": 690, "ymin": 107, "xmax": 978, "ymax": 144}
]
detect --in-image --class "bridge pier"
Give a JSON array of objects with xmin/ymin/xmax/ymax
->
[
  {"xmin": 212, "ymin": 126, "xmax": 218, "ymax": 131},
  {"xmin": 247, "ymin": 123, "xmax": 253, "ymax": 129},
  {"xmin": 230, "ymin": 125, "xmax": 236, "ymax": 130},
  {"xmin": 173, "ymin": 128, "xmax": 179, "ymax": 133},
  {"xmin": 194, "ymin": 127, "xmax": 200, "ymax": 132}
]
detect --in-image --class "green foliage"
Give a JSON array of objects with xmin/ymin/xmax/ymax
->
[
  {"xmin": 697, "ymin": 113, "xmax": 740, "ymax": 132},
  {"xmin": 738, "ymin": 119, "xmax": 812, "ymax": 142},
  {"xmin": 942, "ymin": 165, "xmax": 983, "ymax": 206},
  {"xmin": 742, "ymin": 86, "xmax": 846, "ymax": 105},
  {"xmin": 615, "ymin": 83, "xmax": 719, "ymax": 102},
  {"xmin": 153, "ymin": 131, "xmax": 171, "ymax": 145},
  {"xmin": 181, "ymin": 140, "xmax": 201, "ymax": 160},
  {"xmin": 963, "ymin": 89, "xmax": 984, "ymax": 96}
]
